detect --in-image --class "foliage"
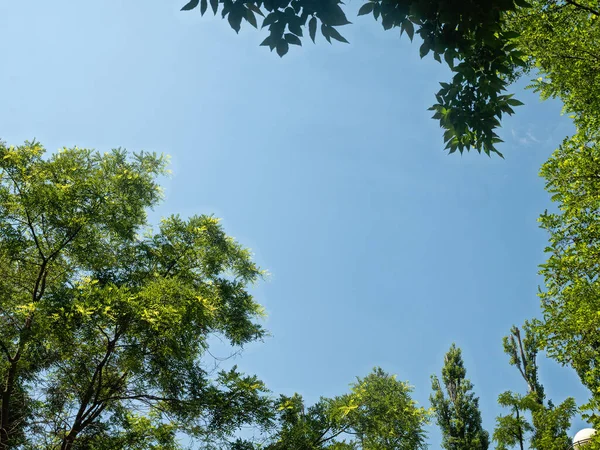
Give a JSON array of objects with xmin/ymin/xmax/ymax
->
[
  {"xmin": 0, "ymin": 141, "xmax": 273, "ymax": 448},
  {"xmin": 259, "ymin": 367, "xmax": 429, "ymax": 449},
  {"xmin": 537, "ymin": 128, "xmax": 600, "ymax": 428},
  {"xmin": 493, "ymin": 323, "xmax": 576, "ymax": 450},
  {"xmin": 430, "ymin": 344, "xmax": 489, "ymax": 450},
  {"xmin": 507, "ymin": 0, "xmax": 600, "ymax": 133},
  {"xmin": 180, "ymin": 0, "xmax": 537, "ymax": 157}
]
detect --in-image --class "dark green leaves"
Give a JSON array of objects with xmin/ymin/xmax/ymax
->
[
  {"xmin": 179, "ymin": 0, "xmax": 536, "ymax": 156},
  {"xmin": 431, "ymin": 345, "xmax": 490, "ymax": 450},
  {"xmin": 358, "ymin": 2, "xmax": 375, "ymax": 16},
  {"xmin": 506, "ymin": 97, "xmax": 525, "ymax": 107},
  {"xmin": 400, "ymin": 19, "xmax": 414, "ymax": 41},
  {"xmin": 180, "ymin": 0, "xmax": 199, "ymax": 11},
  {"xmin": 309, "ymin": 16, "xmax": 317, "ymax": 42},
  {"xmin": 327, "ymin": 26, "xmax": 349, "ymax": 43},
  {"xmin": 321, "ymin": 24, "xmax": 331, "ymax": 43},
  {"xmin": 245, "ymin": 8, "xmax": 258, "ymax": 28},
  {"xmin": 276, "ymin": 39, "xmax": 289, "ymax": 57},
  {"xmin": 285, "ymin": 33, "xmax": 302, "ymax": 46},
  {"xmin": 228, "ymin": 9, "xmax": 243, "ymax": 33},
  {"xmin": 210, "ymin": 0, "xmax": 218, "ymax": 15}
]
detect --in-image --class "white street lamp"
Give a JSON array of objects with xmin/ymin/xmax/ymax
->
[{"xmin": 573, "ymin": 428, "xmax": 596, "ymax": 448}]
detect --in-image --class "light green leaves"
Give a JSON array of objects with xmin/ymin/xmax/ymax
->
[
  {"xmin": 0, "ymin": 142, "xmax": 271, "ymax": 448},
  {"xmin": 266, "ymin": 368, "xmax": 429, "ymax": 449},
  {"xmin": 537, "ymin": 130, "xmax": 600, "ymax": 426}
]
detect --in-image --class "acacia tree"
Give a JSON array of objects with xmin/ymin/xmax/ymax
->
[
  {"xmin": 430, "ymin": 344, "xmax": 490, "ymax": 450},
  {"xmin": 243, "ymin": 367, "xmax": 429, "ymax": 449},
  {"xmin": 0, "ymin": 141, "xmax": 273, "ymax": 449},
  {"xmin": 493, "ymin": 323, "xmax": 575, "ymax": 450}
]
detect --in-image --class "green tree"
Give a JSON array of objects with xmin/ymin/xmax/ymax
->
[
  {"xmin": 430, "ymin": 344, "xmax": 490, "ymax": 450},
  {"xmin": 180, "ymin": 0, "xmax": 532, "ymax": 157},
  {"xmin": 264, "ymin": 394, "xmax": 353, "ymax": 449},
  {"xmin": 260, "ymin": 367, "xmax": 429, "ymax": 449},
  {"xmin": 180, "ymin": 1, "xmax": 600, "ymax": 159},
  {"xmin": 537, "ymin": 128, "xmax": 600, "ymax": 432},
  {"xmin": 333, "ymin": 367, "xmax": 429, "ymax": 450},
  {"xmin": 0, "ymin": 141, "xmax": 273, "ymax": 448},
  {"xmin": 493, "ymin": 392, "xmax": 533, "ymax": 450},
  {"xmin": 506, "ymin": 0, "xmax": 600, "ymax": 134},
  {"xmin": 493, "ymin": 323, "xmax": 576, "ymax": 450}
]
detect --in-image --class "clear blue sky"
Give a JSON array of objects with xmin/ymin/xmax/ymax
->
[{"xmin": 0, "ymin": 1, "xmax": 591, "ymax": 447}]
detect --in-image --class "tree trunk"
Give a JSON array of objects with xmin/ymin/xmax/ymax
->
[
  {"xmin": 0, "ymin": 354, "xmax": 21, "ymax": 448},
  {"xmin": 60, "ymin": 432, "xmax": 77, "ymax": 450}
]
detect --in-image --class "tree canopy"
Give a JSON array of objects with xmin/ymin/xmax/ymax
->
[
  {"xmin": 259, "ymin": 367, "xmax": 430, "ymax": 449},
  {"xmin": 0, "ymin": 141, "xmax": 273, "ymax": 449},
  {"xmin": 493, "ymin": 323, "xmax": 575, "ymax": 450},
  {"xmin": 181, "ymin": 0, "xmax": 533, "ymax": 157},
  {"xmin": 537, "ymin": 128, "xmax": 600, "ymax": 430},
  {"xmin": 180, "ymin": 0, "xmax": 600, "ymax": 160},
  {"xmin": 430, "ymin": 344, "xmax": 490, "ymax": 450}
]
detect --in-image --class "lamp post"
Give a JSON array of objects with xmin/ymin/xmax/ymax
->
[{"xmin": 573, "ymin": 428, "xmax": 596, "ymax": 448}]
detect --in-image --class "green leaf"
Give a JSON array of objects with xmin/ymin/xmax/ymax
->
[
  {"xmin": 288, "ymin": 20, "xmax": 303, "ymax": 37},
  {"xmin": 419, "ymin": 42, "xmax": 430, "ymax": 58},
  {"xmin": 502, "ymin": 30, "xmax": 520, "ymax": 40},
  {"xmin": 358, "ymin": 3, "xmax": 375, "ymax": 16},
  {"xmin": 210, "ymin": 0, "xmax": 218, "ymax": 15},
  {"xmin": 309, "ymin": 16, "xmax": 317, "ymax": 43},
  {"xmin": 245, "ymin": 9, "xmax": 258, "ymax": 28},
  {"xmin": 322, "ymin": 4, "xmax": 351, "ymax": 26},
  {"xmin": 181, "ymin": 0, "xmax": 200, "ymax": 11},
  {"xmin": 328, "ymin": 26, "xmax": 349, "ymax": 44},
  {"xmin": 285, "ymin": 33, "xmax": 302, "ymax": 46},
  {"xmin": 246, "ymin": 3, "xmax": 264, "ymax": 17},
  {"xmin": 260, "ymin": 36, "xmax": 275, "ymax": 50},
  {"xmin": 200, "ymin": 0, "xmax": 208, "ymax": 15},
  {"xmin": 276, "ymin": 39, "xmax": 289, "ymax": 57},
  {"xmin": 261, "ymin": 12, "xmax": 277, "ymax": 28},
  {"xmin": 321, "ymin": 24, "xmax": 331, "ymax": 43},
  {"xmin": 506, "ymin": 98, "xmax": 524, "ymax": 107},
  {"xmin": 443, "ymin": 51, "xmax": 453, "ymax": 68},
  {"xmin": 400, "ymin": 19, "xmax": 414, "ymax": 41},
  {"xmin": 228, "ymin": 10, "xmax": 243, "ymax": 33}
]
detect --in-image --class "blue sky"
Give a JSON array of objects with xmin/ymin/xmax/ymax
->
[{"xmin": 0, "ymin": 0, "xmax": 591, "ymax": 447}]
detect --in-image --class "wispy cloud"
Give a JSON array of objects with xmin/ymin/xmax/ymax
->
[{"xmin": 511, "ymin": 128, "xmax": 542, "ymax": 146}]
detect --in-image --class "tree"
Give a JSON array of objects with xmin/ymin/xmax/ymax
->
[
  {"xmin": 494, "ymin": 392, "xmax": 533, "ymax": 450},
  {"xmin": 181, "ymin": 0, "xmax": 531, "ymax": 157},
  {"xmin": 506, "ymin": 0, "xmax": 600, "ymax": 135},
  {"xmin": 493, "ymin": 323, "xmax": 575, "ymax": 450},
  {"xmin": 0, "ymin": 141, "xmax": 273, "ymax": 448},
  {"xmin": 537, "ymin": 128, "xmax": 600, "ymax": 431},
  {"xmin": 179, "ymin": 1, "xmax": 600, "ymax": 159},
  {"xmin": 258, "ymin": 367, "xmax": 429, "ymax": 449},
  {"xmin": 430, "ymin": 344, "xmax": 490, "ymax": 450},
  {"xmin": 332, "ymin": 367, "xmax": 430, "ymax": 450},
  {"xmin": 264, "ymin": 394, "xmax": 353, "ymax": 449}
]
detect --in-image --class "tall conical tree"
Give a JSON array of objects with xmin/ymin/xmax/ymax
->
[
  {"xmin": 430, "ymin": 344, "xmax": 490, "ymax": 450},
  {"xmin": 493, "ymin": 322, "xmax": 575, "ymax": 450}
]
